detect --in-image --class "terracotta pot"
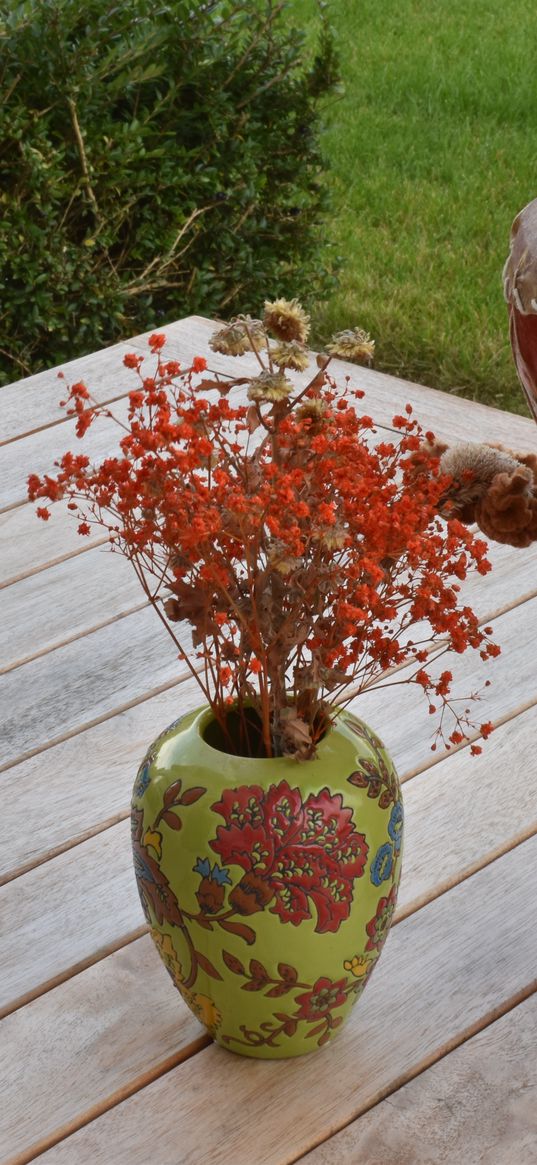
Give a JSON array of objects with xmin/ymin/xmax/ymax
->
[{"xmin": 131, "ymin": 705, "xmax": 403, "ymax": 1058}]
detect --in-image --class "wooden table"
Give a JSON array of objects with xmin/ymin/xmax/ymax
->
[{"xmin": 2, "ymin": 317, "xmax": 537, "ymax": 1165}]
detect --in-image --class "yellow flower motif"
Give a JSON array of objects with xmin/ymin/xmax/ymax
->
[
  {"xmin": 325, "ymin": 327, "xmax": 375, "ymax": 364},
  {"xmin": 192, "ymin": 993, "xmax": 223, "ymax": 1036},
  {"xmin": 343, "ymin": 954, "xmax": 371, "ymax": 978},
  {"xmin": 151, "ymin": 928, "xmax": 184, "ymax": 987},
  {"xmin": 263, "ymin": 297, "xmax": 310, "ymax": 343},
  {"xmin": 143, "ymin": 829, "xmax": 162, "ymax": 859},
  {"xmin": 270, "ymin": 340, "xmax": 310, "ymax": 371}
]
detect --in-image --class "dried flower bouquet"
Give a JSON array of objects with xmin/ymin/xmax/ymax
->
[{"xmin": 28, "ymin": 298, "xmax": 499, "ymax": 760}]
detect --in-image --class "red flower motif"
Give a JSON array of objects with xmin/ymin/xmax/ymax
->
[
  {"xmin": 294, "ymin": 976, "xmax": 348, "ymax": 1021},
  {"xmin": 365, "ymin": 883, "xmax": 398, "ymax": 952},
  {"xmin": 210, "ymin": 780, "xmax": 368, "ymax": 933}
]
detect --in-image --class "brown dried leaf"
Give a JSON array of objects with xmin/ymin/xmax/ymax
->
[{"xmin": 246, "ymin": 404, "xmax": 261, "ymax": 433}]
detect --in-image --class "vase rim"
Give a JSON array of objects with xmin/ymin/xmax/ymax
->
[{"xmin": 193, "ymin": 703, "xmax": 348, "ymax": 764}]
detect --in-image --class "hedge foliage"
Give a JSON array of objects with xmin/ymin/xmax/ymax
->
[{"xmin": 0, "ymin": 0, "xmax": 337, "ymax": 384}]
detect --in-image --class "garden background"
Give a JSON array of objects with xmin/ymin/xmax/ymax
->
[{"xmin": 1, "ymin": 0, "xmax": 536, "ymax": 415}]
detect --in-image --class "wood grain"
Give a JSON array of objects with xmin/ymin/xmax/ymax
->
[
  {"xmin": 5, "ymin": 314, "xmax": 537, "ymax": 510},
  {"xmin": 3, "ymin": 588, "xmax": 537, "ymax": 880},
  {"xmin": 146, "ymin": 316, "xmax": 537, "ymax": 449},
  {"xmin": 1, "ymin": 394, "xmax": 132, "ymax": 510},
  {"xmin": 348, "ymin": 590, "xmax": 537, "ymax": 776},
  {"xmin": 0, "ymin": 818, "xmax": 143, "ymax": 1016},
  {"xmin": 1, "ymin": 341, "xmax": 134, "ymax": 444},
  {"xmin": 0, "ymin": 604, "xmax": 195, "ymax": 769},
  {"xmin": 396, "ymin": 705, "xmax": 537, "ymax": 918},
  {"xmin": 0, "ymin": 543, "xmax": 145, "ymax": 672},
  {"xmin": 0, "ymin": 682, "xmax": 199, "ymax": 881},
  {"xmin": 3, "ymin": 536, "xmax": 537, "ymax": 774},
  {"xmin": 0, "ymin": 316, "xmax": 217, "ymax": 444},
  {"xmin": 31, "ymin": 836, "xmax": 537, "ymax": 1165},
  {"xmin": 0, "ymin": 935, "xmax": 207, "ymax": 1165},
  {"xmin": 0, "ymin": 503, "xmax": 106, "ymax": 589},
  {"xmin": 299, "ymin": 994, "xmax": 537, "ymax": 1165},
  {"xmin": 1, "ymin": 692, "xmax": 535, "ymax": 1042},
  {"xmin": 4, "ymin": 507, "xmax": 537, "ymax": 667}
]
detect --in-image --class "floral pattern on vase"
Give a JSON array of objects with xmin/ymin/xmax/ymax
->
[{"xmin": 131, "ymin": 705, "xmax": 403, "ymax": 1058}]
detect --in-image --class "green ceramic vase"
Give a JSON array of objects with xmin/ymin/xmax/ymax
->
[{"xmin": 131, "ymin": 705, "xmax": 403, "ymax": 1058}]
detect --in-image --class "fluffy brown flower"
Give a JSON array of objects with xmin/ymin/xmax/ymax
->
[
  {"xmin": 326, "ymin": 327, "xmax": 375, "ymax": 363},
  {"xmin": 270, "ymin": 340, "xmax": 310, "ymax": 371},
  {"xmin": 263, "ymin": 297, "xmax": 310, "ymax": 343},
  {"xmin": 247, "ymin": 370, "xmax": 293, "ymax": 403},
  {"xmin": 210, "ymin": 317, "xmax": 265, "ymax": 357}
]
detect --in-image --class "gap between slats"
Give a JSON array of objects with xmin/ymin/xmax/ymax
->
[
  {"xmin": 0, "ymin": 671, "xmax": 191, "ymax": 776},
  {"xmin": 4, "ymin": 1034, "xmax": 212, "ymax": 1165},
  {"xmin": 2, "ymin": 572, "xmax": 536, "ymax": 776},
  {"xmin": 6, "ymin": 910, "xmax": 537, "ymax": 1165},
  {"xmin": 3, "ymin": 576, "xmax": 531, "ymax": 679},
  {"xmin": 0, "ymin": 390, "xmax": 133, "ymax": 450},
  {"xmin": 3, "ymin": 682, "xmax": 537, "ymax": 890},
  {"xmin": 0, "ymin": 534, "xmax": 109, "ymax": 591},
  {"xmin": 0, "ymin": 600, "xmax": 149, "ymax": 676},
  {"xmin": 287, "ymin": 981, "xmax": 537, "ymax": 1165},
  {"xmin": 2, "ymin": 781, "xmax": 535, "ymax": 1024}
]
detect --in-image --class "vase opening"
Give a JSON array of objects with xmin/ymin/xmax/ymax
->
[
  {"xmin": 201, "ymin": 704, "xmax": 330, "ymax": 759},
  {"xmin": 202, "ymin": 707, "xmax": 269, "ymax": 757}
]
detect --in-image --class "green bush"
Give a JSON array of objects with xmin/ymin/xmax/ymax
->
[{"xmin": 0, "ymin": 0, "xmax": 337, "ymax": 384}]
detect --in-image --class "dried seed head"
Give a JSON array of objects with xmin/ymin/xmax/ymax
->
[
  {"xmin": 263, "ymin": 298, "xmax": 310, "ymax": 343},
  {"xmin": 209, "ymin": 317, "xmax": 265, "ymax": 357},
  {"xmin": 270, "ymin": 340, "xmax": 310, "ymax": 371},
  {"xmin": 247, "ymin": 370, "xmax": 293, "ymax": 403},
  {"xmin": 296, "ymin": 398, "xmax": 327, "ymax": 423},
  {"xmin": 325, "ymin": 327, "xmax": 375, "ymax": 363}
]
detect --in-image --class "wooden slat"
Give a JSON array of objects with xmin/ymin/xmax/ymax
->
[
  {"xmin": 396, "ymin": 704, "xmax": 537, "ymax": 918},
  {"xmin": 4, "ymin": 314, "xmax": 536, "ymax": 456},
  {"xmin": 3, "ymin": 588, "xmax": 537, "ymax": 881},
  {"xmin": 2, "ymin": 534, "xmax": 535, "ymax": 775},
  {"xmin": 4, "ymin": 511, "xmax": 537, "ymax": 668},
  {"xmin": 348, "ymin": 591, "xmax": 537, "ymax": 776},
  {"xmin": 0, "ymin": 545, "xmax": 143, "ymax": 672},
  {"xmin": 1, "ymin": 683, "xmax": 535, "ymax": 1027},
  {"xmin": 0, "ymin": 683, "xmax": 195, "ymax": 882},
  {"xmin": 1, "ymin": 725, "xmax": 535, "ymax": 1161},
  {"xmin": 1, "ymin": 395, "xmax": 131, "ymax": 510},
  {"xmin": 0, "ymin": 341, "xmax": 132, "ymax": 444},
  {"xmin": 0, "ymin": 606, "xmax": 193, "ymax": 770},
  {"xmin": 30, "ymin": 837, "xmax": 537, "ymax": 1165},
  {"xmin": 0, "ymin": 818, "xmax": 142, "ymax": 1016},
  {"xmin": 0, "ymin": 316, "xmax": 261, "ymax": 469},
  {"xmin": 0, "ymin": 937, "xmax": 207, "ymax": 1165},
  {"xmin": 300, "ymin": 994, "xmax": 537, "ymax": 1164},
  {"xmin": 146, "ymin": 316, "xmax": 537, "ymax": 450},
  {"xmin": 5, "ymin": 314, "xmax": 537, "ymax": 510},
  {"xmin": 0, "ymin": 504, "xmax": 106, "ymax": 589}
]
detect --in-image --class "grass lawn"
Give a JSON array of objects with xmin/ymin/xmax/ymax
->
[{"xmin": 292, "ymin": 0, "xmax": 537, "ymax": 415}]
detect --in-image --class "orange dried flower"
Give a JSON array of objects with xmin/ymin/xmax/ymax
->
[{"xmin": 27, "ymin": 318, "xmax": 500, "ymax": 759}]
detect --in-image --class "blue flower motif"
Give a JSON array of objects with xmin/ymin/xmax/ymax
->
[
  {"xmin": 388, "ymin": 801, "xmax": 404, "ymax": 853},
  {"xmin": 370, "ymin": 842, "xmax": 394, "ymax": 886},
  {"xmin": 193, "ymin": 857, "xmax": 232, "ymax": 885},
  {"xmin": 133, "ymin": 759, "xmax": 151, "ymax": 799}
]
